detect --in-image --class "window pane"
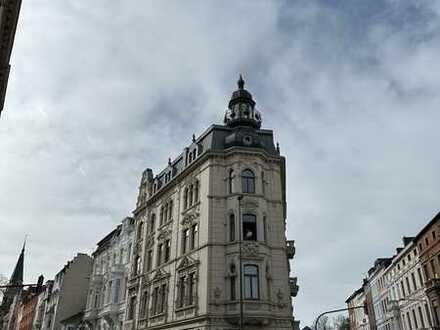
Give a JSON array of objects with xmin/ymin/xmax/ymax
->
[{"xmin": 243, "ymin": 214, "xmax": 257, "ymax": 241}]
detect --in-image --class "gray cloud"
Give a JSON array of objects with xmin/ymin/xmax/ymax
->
[{"xmin": 1, "ymin": 0, "xmax": 440, "ymax": 326}]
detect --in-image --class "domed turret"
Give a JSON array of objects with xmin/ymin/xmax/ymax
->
[{"xmin": 224, "ymin": 75, "xmax": 262, "ymax": 129}]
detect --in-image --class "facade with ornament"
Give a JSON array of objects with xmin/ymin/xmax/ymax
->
[{"xmin": 124, "ymin": 76, "xmax": 299, "ymax": 330}]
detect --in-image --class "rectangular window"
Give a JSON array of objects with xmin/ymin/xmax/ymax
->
[
  {"xmin": 244, "ymin": 265, "xmax": 259, "ymax": 299},
  {"xmin": 182, "ymin": 229, "xmax": 189, "ymax": 254},
  {"xmin": 230, "ymin": 276, "xmax": 236, "ymax": 300},
  {"xmin": 190, "ymin": 224, "xmax": 198, "ymax": 250},
  {"xmin": 242, "ymin": 214, "xmax": 257, "ymax": 241},
  {"xmin": 178, "ymin": 276, "xmax": 185, "ymax": 308},
  {"xmin": 164, "ymin": 240, "xmax": 171, "ymax": 262},
  {"xmin": 128, "ymin": 296, "xmax": 136, "ymax": 320},
  {"xmin": 418, "ymin": 306, "xmax": 425, "ymax": 328},
  {"xmin": 147, "ymin": 250, "xmax": 153, "ymax": 271},
  {"xmin": 417, "ymin": 268, "xmax": 424, "ymax": 287},
  {"xmin": 188, "ymin": 273, "xmax": 195, "ymax": 305},
  {"xmin": 160, "ymin": 284, "xmax": 167, "ymax": 313},
  {"xmin": 411, "ymin": 273, "xmax": 417, "ymax": 290},
  {"xmin": 412, "ymin": 309, "xmax": 418, "ymax": 328},
  {"xmin": 152, "ymin": 287, "xmax": 159, "ymax": 315},
  {"xmin": 424, "ymin": 264, "xmax": 430, "ymax": 280},
  {"xmin": 401, "ymin": 281, "xmax": 406, "ymax": 297},
  {"xmin": 406, "ymin": 277, "xmax": 411, "ymax": 294},
  {"xmin": 113, "ymin": 278, "xmax": 121, "ymax": 303},
  {"xmin": 157, "ymin": 244, "xmax": 163, "ymax": 266},
  {"xmin": 433, "ymin": 231, "xmax": 436, "ymax": 240},
  {"xmin": 230, "ymin": 214, "xmax": 235, "ymax": 242},
  {"xmin": 407, "ymin": 312, "xmax": 412, "ymax": 330},
  {"xmin": 431, "ymin": 259, "xmax": 436, "ymax": 277},
  {"xmin": 425, "ymin": 303, "xmax": 432, "ymax": 326}
]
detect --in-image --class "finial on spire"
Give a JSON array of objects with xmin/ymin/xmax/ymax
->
[
  {"xmin": 238, "ymin": 74, "xmax": 245, "ymax": 90},
  {"xmin": 22, "ymin": 235, "xmax": 27, "ymax": 252}
]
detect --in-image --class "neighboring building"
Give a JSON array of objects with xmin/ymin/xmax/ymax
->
[
  {"xmin": 1, "ymin": 244, "xmax": 25, "ymax": 330},
  {"xmin": 32, "ymin": 281, "xmax": 53, "ymax": 330},
  {"xmin": 18, "ymin": 276, "xmax": 45, "ymax": 330},
  {"xmin": 0, "ymin": 0, "xmax": 23, "ymax": 116},
  {"xmin": 125, "ymin": 76, "xmax": 298, "ymax": 330},
  {"xmin": 83, "ymin": 217, "xmax": 135, "ymax": 330},
  {"xmin": 368, "ymin": 258, "xmax": 392, "ymax": 330},
  {"xmin": 415, "ymin": 212, "xmax": 440, "ymax": 326},
  {"xmin": 346, "ymin": 287, "xmax": 369, "ymax": 330},
  {"xmin": 384, "ymin": 237, "xmax": 433, "ymax": 330},
  {"xmin": 40, "ymin": 254, "xmax": 92, "ymax": 330}
]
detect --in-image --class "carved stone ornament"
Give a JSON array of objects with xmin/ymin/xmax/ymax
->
[
  {"xmin": 146, "ymin": 236, "xmax": 154, "ymax": 248},
  {"xmin": 157, "ymin": 228, "xmax": 171, "ymax": 241},
  {"xmin": 242, "ymin": 242, "xmax": 259, "ymax": 257},
  {"xmin": 180, "ymin": 211, "xmax": 200, "ymax": 226},
  {"xmin": 177, "ymin": 255, "xmax": 199, "ymax": 271}
]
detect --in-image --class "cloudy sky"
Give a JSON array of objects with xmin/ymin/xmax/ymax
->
[{"xmin": 1, "ymin": 0, "xmax": 440, "ymax": 326}]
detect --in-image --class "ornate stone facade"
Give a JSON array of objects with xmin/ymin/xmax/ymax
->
[
  {"xmin": 125, "ymin": 77, "xmax": 298, "ymax": 330},
  {"xmin": 83, "ymin": 217, "xmax": 135, "ymax": 330}
]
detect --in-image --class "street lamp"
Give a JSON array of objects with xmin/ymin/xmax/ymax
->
[{"xmin": 238, "ymin": 195, "xmax": 244, "ymax": 330}]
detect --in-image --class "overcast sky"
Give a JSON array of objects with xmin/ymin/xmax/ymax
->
[{"xmin": 1, "ymin": 0, "xmax": 440, "ymax": 326}]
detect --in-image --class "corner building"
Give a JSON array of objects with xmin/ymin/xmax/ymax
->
[{"xmin": 125, "ymin": 77, "xmax": 298, "ymax": 330}]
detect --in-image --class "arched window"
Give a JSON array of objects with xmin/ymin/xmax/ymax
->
[
  {"xmin": 184, "ymin": 188, "xmax": 188, "ymax": 209},
  {"xmin": 242, "ymin": 214, "xmax": 257, "ymax": 241},
  {"xmin": 228, "ymin": 169, "xmax": 234, "ymax": 194},
  {"xmin": 244, "ymin": 265, "xmax": 259, "ymax": 299},
  {"xmin": 229, "ymin": 214, "xmax": 235, "ymax": 242},
  {"xmin": 241, "ymin": 169, "xmax": 255, "ymax": 194}
]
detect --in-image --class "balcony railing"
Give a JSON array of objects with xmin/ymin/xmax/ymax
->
[
  {"xmin": 286, "ymin": 240, "xmax": 296, "ymax": 259},
  {"xmin": 425, "ymin": 278, "xmax": 440, "ymax": 292}
]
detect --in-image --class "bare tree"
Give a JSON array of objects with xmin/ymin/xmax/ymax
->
[
  {"xmin": 315, "ymin": 315, "xmax": 330, "ymax": 330},
  {"xmin": 333, "ymin": 315, "xmax": 350, "ymax": 330},
  {"xmin": 0, "ymin": 273, "xmax": 8, "ymax": 301}
]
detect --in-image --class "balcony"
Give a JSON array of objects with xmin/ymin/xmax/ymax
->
[
  {"xmin": 289, "ymin": 277, "xmax": 299, "ymax": 297},
  {"xmin": 111, "ymin": 263, "xmax": 125, "ymax": 274},
  {"xmin": 425, "ymin": 278, "xmax": 440, "ymax": 293},
  {"xmin": 90, "ymin": 274, "xmax": 103, "ymax": 286},
  {"xmin": 286, "ymin": 240, "xmax": 296, "ymax": 259},
  {"xmin": 83, "ymin": 308, "xmax": 98, "ymax": 320},
  {"xmin": 99, "ymin": 302, "xmax": 122, "ymax": 317}
]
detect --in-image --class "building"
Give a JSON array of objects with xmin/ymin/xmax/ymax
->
[
  {"xmin": 124, "ymin": 76, "xmax": 298, "ymax": 330},
  {"xmin": 40, "ymin": 254, "xmax": 92, "ymax": 330},
  {"xmin": 415, "ymin": 212, "xmax": 440, "ymax": 326},
  {"xmin": 18, "ymin": 276, "xmax": 45, "ymax": 330},
  {"xmin": 368, "ymin": 258, "xmax": 392, "ymax": 330},
  {"xmin": 32, "ymin": 281, "xmax": 52, "ymax": 330},
  {"xmin": 346, "ymin": 287, "xmax": 369, "ymax": 330},
  {"xmin": 83, "ymin": 217, "xmax": 135, "ymax": 330},
  {"xmin": 0, "ymin": 0, "xmax": 23, "ymax": 116},
  {"xmin": 1, "ymin": 244, "xmax": 25, "ymax": 330}
]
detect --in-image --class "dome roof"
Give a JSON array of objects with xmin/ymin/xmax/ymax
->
[{"xmin": 224, "ymin": 75, "xmax": 262, "ymax": 129}]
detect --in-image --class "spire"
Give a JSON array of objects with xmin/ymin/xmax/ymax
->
[
  {"xmin": 238, "ymin": 74, "xmax": 245, "ymax": 90},
  {"xmin": 9, "ymin": 241, "xmax": 24, "ymax": 285}
]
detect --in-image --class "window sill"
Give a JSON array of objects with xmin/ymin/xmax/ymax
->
[
  {"xmin": 175, "ymin": 304, "xmax": 196, "ymax": 312},
  {"xmin": 149, "ymin": 312, "xmax": 166, "ymax": 319},
  {"xmin": 181, "ymin": 201, "xmax": 201, "ymax": 215}
]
